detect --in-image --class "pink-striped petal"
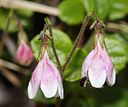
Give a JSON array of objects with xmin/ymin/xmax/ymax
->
[
  {"xmin": 27, "ymin": 58, "xmax": 43, "ymax": 99},
  {"xmin": 106, "ymin": 69, "xmax": 116, "ymax": 86},
  {"xmin": 82, "ymin": 49, "xmax": 96, "ymax": 78},
  {"xmin": 49, "ymin": 60, "xmax": 64, "ymax": 99},
  {"xmin": 40, "ymin": 51, "xmax": 58, "ymax": 98},
  {"xmin": 101, "ymin": 48, "xmax": 116, "ymax": 86}
]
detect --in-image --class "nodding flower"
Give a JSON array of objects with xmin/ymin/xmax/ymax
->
[
  {"xmin": 81, "ymin": 33, "xmax": 116, "ymax": 88},
  {"xmin": 27, "ymin": 51, "xmax": 64, "ymax": 99}
]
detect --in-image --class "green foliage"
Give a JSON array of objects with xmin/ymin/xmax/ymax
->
[
  {"xmin": 31, "ymin": 29, "xmax": 72, "ymax": 65},
  {"xmin": 15, "ymin": 9, "xmax": 33, "ymax": 17},
  {"xmin": 58, "ymin": 0, "xmax": 128, "ymax": 24},
  {"xmin": 1, "ymin": 0, "xmax": 128, "ymax": 106},
  {"xmin": 105, "ymin": 34, "xmax": 128, "ymax": 73},
  {"xmin": 30, "ymin": 34, "xmax": 41, "ymax": 59},
  {"xmin": 82, "ymin": 0, "xmax": 95, "ymax": 12},
  {"xmin": 49, "ymin": 29, "xmax": 72, "ymax": 65},
  {"xmin": 0, "ymin": 10, "xmax": 17, "ymax": 32},
  {"xmin": 64, "ymin": 48, "xmax": 87, "ymax": 82},
  {"xmin": 58, "ymin": 0, "xmax": 85, "ymax": 25},
  {"xmin": 0, "ymin": 9, "xmax": 33, "ymax": 32},
  {"xmin": 109, "ymin": 0, "xmax": 128, "ymax": 20},
  {"xmin": 83, "ymin": 0, "xmax": 110, "ymax": 20}
]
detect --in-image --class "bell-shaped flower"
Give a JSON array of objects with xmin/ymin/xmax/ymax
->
[
  {"xmin": 27, "ymin": 51, "xmax": 64, "ymax": 99},
  {"xmin": 82, "ymin": 34, "xmax": 116, "ymax": 88},
  {"xmin": 16, "ymin": 40, "xmax": 33, "ymax": 66}
]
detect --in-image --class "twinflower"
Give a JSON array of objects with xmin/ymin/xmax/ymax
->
[
  {"xmin": 82, "ymin": 33, "xmax": 116, "ymax": 88},
  {"xmin": 28, "ymin": 51, "xmax": 63, "ymax": 99}
]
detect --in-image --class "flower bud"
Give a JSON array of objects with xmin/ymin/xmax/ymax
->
[{"xmin": 16, "ymin": 40, "xmax": 33, "ymax": 66}]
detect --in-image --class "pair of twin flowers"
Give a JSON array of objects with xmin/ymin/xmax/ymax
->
[{"xmin": 17, "ymin": 17, "xmax": 116, "ymax": 100}]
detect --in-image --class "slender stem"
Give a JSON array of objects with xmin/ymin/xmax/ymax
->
[
  {"xmin": 62, "ymin": 14, "xmax": 91, "ymax": 71},
  {"xmin": 45, "ymin": 18, "xmax": 62, "ymax": 71},
  {"xmin": 0, "ymin": 0, "xmax": 59, "ymax": 16}
]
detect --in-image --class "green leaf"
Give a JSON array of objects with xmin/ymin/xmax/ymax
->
[
  {"xmin": 95, "ymin": 0, "xmax": 110, "ymax": 20},
  {"xmin": 83, "ymin": 0, "xmax": 110, "ymax": 20},
  {"xmin": 105, "ymin": 34, "xmax": 128, "ymax": 73},
  {"xmin": 82, "ymin": 0, "xmax": 95, "ymax": 12},
  {"xmin": 58, "ymin": 0, "xmax": 85, "ymax": 25},
  {"xmin": 31, "ymin": 29, "xmax": 72, "ymax": 65},
  {"xmin": 49, "ymin": 29, "xmax": 72, "ymax": 65},
  {"xmin": 0, "ymin": 9, "xmax": 33, "ymax": 32},
  {"xmin": 64, "ymin": 48, "xmax": 87, "ymax": 82},
  {"xmin": 109, "ymin": 0, "xmax": 128, "ymax": 20},
  {"xmin": 0, "ymin": 10, "xmax": 17, "ymax": 32},
  {"xmin": 15, "ymin": 10, "xmax": 33, "ymax": 17},
  {"xmin": 30, "ymin": 34, "xmax": 41, "ymax": 59}
]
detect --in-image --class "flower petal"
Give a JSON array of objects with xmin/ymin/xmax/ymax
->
[
  {"xmin": 57, "ymin": 76, "xmax": 64, "ymax": 99},
  {"xmin": 49, "ymin": 59, "xmax": 64, "ymax": 99},
  {"xmin": 107, "ymin": 68, "xmax": 116, "ymax": 86},
  {"xmin": 102, "ymin": 48, "xmax": 113, "ymax": 73},
  {"xmin": 40, "ymin": 69, "xmax": 58, "ymax": 98},
  {"xmin": 88, "ymin": 68, "xmax": 107, "ymax": 88},
  {"xmin": 82, "ymin": 50, "xmax": 96, "ymax": 78},
  {"xmin": 27, "ymin": 58, "xmax": 43, "ymax": 99},
  {"xmin": 40, "ymin": 51, "xmax": 58, "ymax": 98},
  {"xmin": 101, "ymin": 48, "xmax": 116, "ymax": 86}
]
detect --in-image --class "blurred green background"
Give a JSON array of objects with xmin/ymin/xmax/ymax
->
[{"xmin": 0, "ymin": 0, "xmax": 128, "ymax": 107}]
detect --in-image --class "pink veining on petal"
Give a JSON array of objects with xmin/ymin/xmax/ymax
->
[
  {"xmin": 88, "ymin": 53, "xmax": 107, "ymax": 88},
  {"xmin": 28, "ymin": 51, "xmax": 63, "ymax": 99},
  {"xmin": 82, "ymin": 36, "xmax": 116, "ymax": 88},
  {"xmin": 49, "ymin": 59, "xmax": 64, "ymax": 99},
  {"xmin": 16, "ymin": 41, "xmax": 33, "ymax": 66},
  {"xmin": 106, "ymin": 68, "xmax": 116, "ymax": 86},
  {"xmin": 102, "ymin": 48, "xmax": 116, "ymax": 86},
  {"xmin": 27, "ymin": 58, "xmax": 43, "ymax": 99},
  {"xmin": 82, "ymin": 49, "xmax": 97, "ymax": 78},
  {"xmin": 40, "ymin": 51, "xmax": 58, "ymax": 98}
]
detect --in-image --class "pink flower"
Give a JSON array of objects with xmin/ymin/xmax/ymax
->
[
  {"xmin": 27, "ymin": 51, "xmax": 63, "ymax": 99},
  {"xmin": 82, "ymin": 34, "xmax": 116, "ymax": 88},
  {"xmin": 16, "ymin": 40, "xmax": 33, "ymax": 66}
]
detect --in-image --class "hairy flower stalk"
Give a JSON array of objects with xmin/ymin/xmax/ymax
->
[
  {"xmin": 27, "ymin": 34, "xmax": 63, "ymax": 99},
  {"xmin": 16, "ymin": 30, "xmax": 33, "ymax": 66},
  {"xmin": 82, "ymin": 32, "xmax": 116, "ymax": 88}
]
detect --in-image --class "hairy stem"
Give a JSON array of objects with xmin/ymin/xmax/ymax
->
[
  {"xmin": 62, "ymin": 14, "xmax": 91, "ymax": 71},
  {"xmin": 45, "ymin": 18, "xmax": 62, "ymax": 71}
]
